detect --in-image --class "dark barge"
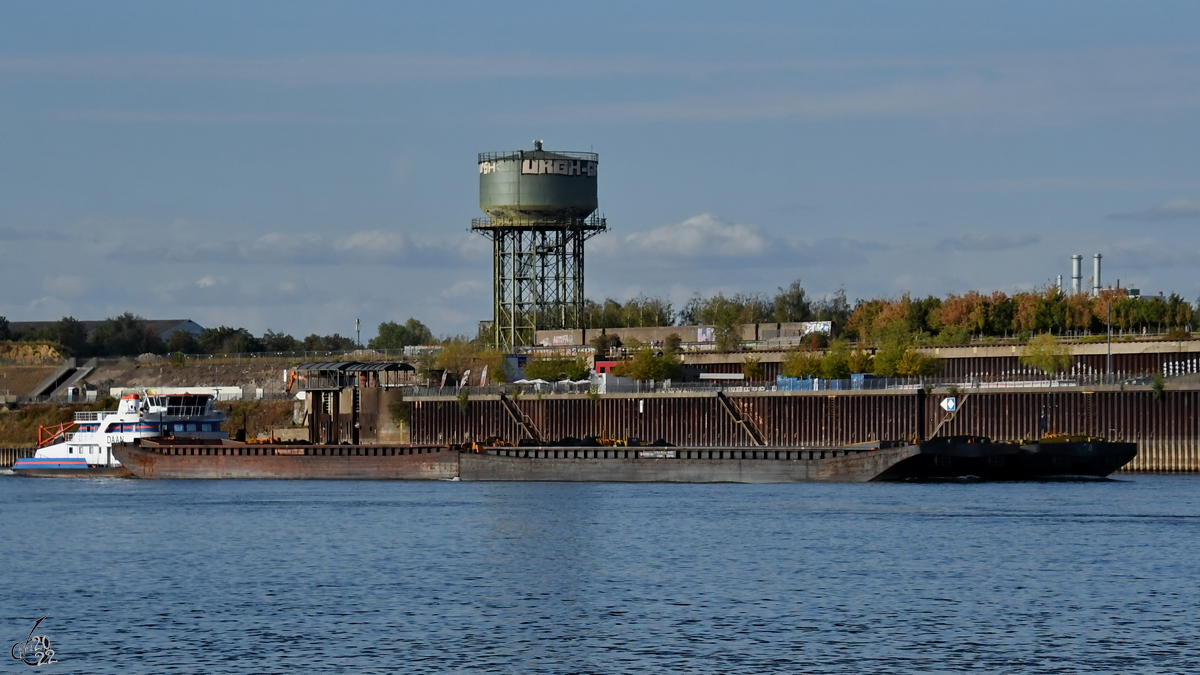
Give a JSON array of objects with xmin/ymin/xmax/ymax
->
[{"xmin": 110, "ymin": 436, "xmax": 1136, "ymax": 482}]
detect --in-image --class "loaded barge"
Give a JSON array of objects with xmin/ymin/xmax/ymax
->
[{"xmin": 110, "ymin": 435, "xmax": 1136, "ymax": 482}]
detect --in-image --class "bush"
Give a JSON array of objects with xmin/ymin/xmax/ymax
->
[
  {"xmin": 611, "ymin": 345, "xmax": 683, "ymax": 381},
  {"xmin": 664, "ymin": 333, "xmax": 683, "ymax": 354},
  {"xmin": 1020, "ymin": 333, "xmax": 1073, "ymax": 375},
  {"xmin": 742, "ymin": 356, "xmax": 764, "ymax": 381},
  {"xmin": 820, "ymin": 339, "xmax": 851, "ymax": 379},
  {"xmin": 590, "ymin": 333, "xmax": 622, "ymax": 356},
  {"xmin": 781, "ymin": 347, "xmax": 822, "ymax": 378},
  {"xmin": 523, "ymin": 356, "xmax": 591, "ymax": 382}
]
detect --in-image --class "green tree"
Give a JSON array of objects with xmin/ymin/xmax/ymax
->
[
  {"xmin": 89, "ymin": 313, "xmax": 166, "ymax": 356},
  {"xmin": 1019, "ymin": 332, "xmax": 1074, "ymax": 375},
  {"xmin": 302, "ymin": 334, "xmax": 356, "ymax": 351},
  {"xmin": 771, "ymin": 280, "xmax": 811, "ymax": 323},
  {"xmin": 619, "ymin": 295, "xmax": 674, "ymax": 327},
  {"xmin": 820, "ymin": 339, "xmax": 851, "ymax": 379},
  {"xmin": 589, "ymin": 333, "xmax": 622, "ymax": 356},
  {"xmin": 714, "ymin": 323, "xmax": 742, "ymax": 352},
  {"xmin": 934, "ymin": 325, "xmax": 971, "ymax": 345},
  {"xmin": 664, "ymin": 333, "xmax": 683, "ymax": 354},
  {"xmin": 895, "ymin": 349, "xmax": 942, "ymax": 376},
  {"xmin": 369, "ymin": 318, "xmax": 435, "ymax": 350},
  {"xmin": 812, "ymin": 289, "xmax": 851, "ymax": 327},
  {"xmin": 260, "ymin": 330, "xmax": 300, "ymax": 352},
  {"xmin": 611, "ymin": 345, "xmax": 683, "ymax": 381},
  {"xmin": 165, "ymin": 330, "xmax": 202, "ymax": 354},
  {"xmin": 847, "ymin": 349, "xmax": 874, "ymax": 374},
  {"xmin": 0, "ymin": 316, "xmax": 9, "ymax": 341},
  {"xmin": 413, "ymin": 349, "xmax": 440, "ymax": 384},
  {"xmin": 30, "ymin": 317, "xmax": 89, "ymax": 356},
  {"xmin": 871, "ymin": 323, "xmax": 913, "ymax": 377},
  {"xmin": 474, "ymin": 348, "xmax": 509, "ymax": 384},
  {"xmin": 435, "ymin": 337, "xmax": 479, "ymax": 378},
  {"xmin": 742, "ymin": 356, "xmax": 764, "ymax": 381},
  {"xmin": 781, "ymin": 346, "xmax": 822, "ymax": 378},
  {"xmin": 583, "ymin": 298, "xmax": 624, "ymax": 328},
  {"xmin": 523, "ymin": 355, "xmax": 591, "ymax": 381},
  {"xmin": 199, "ymin": 326, "xmax": 263, "ymax": 354}
]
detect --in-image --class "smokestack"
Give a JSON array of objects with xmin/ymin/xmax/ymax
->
[
  {"xmin": 1057, "ymin": 274, "xmax": 1063, "ymax": 294},
  {"xmin": 1071, "ymin": 255, "xmax": 1082, "ymax": 295},
  {"xmin": 1092, "ymin": 253, "xmax": 1102, "ymax": 298}
]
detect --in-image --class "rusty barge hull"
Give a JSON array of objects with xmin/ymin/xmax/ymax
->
[
  {"xmin": 462, "ymin": 445, "xmax": 921, "ymax": 483},
  {"xmin": 111, "ymin": 441, "xmax": 921, "ymax": 482},
  {"xmin": 112, "ymin": 441, "xmax": 458, "ymax": 480}
]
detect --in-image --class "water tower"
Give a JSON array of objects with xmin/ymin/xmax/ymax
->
[{"xmin": 473, "ymin": 141, "xmax": 607, "ymax": 349}]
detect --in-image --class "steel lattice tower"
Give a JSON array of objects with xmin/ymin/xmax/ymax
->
[{"xmin": 473, "ymin": 143, "xmax": 606, "ymax": 350}]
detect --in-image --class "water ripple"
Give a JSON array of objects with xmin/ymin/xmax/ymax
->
[{"xmin": 1, "ymin": 476, "xmax": 1198, "ymax": 673}]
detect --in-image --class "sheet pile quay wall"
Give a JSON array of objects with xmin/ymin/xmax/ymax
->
[{"xmin": 407, "ymin": 389, "xmax": 1199, "ymax": 472}]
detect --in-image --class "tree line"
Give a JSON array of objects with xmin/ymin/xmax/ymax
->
[
  {"xmin": 845, "ymin": 288, "xmax": 1195, "ymax": 345},
  {"xmin": 3, "ymin": 281, "xmax": 1197, "ymax": 360},
  {"xmin": 0, "ymin": 314, "xmax": 439, "ymax": 358},
  {"xmin": 582, "ymin": 281, "xmax": 851, "ymax": 330},
  {"xmin": 583, "ymin": 281, "xmax": 1197, "ymax": 342}
]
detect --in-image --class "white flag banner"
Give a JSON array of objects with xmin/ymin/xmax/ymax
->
[{"xmin": 479, "ymin": 366, "xmax": 488, "ymax": 386}]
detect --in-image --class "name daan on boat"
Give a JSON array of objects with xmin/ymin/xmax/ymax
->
[{"xmin": 12, "ymin": 392, "xmax": 227, "ymax": 478}]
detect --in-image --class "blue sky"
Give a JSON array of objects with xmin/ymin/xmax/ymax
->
[{"xmin": 2, "ymin": 1, "xmax": 1198, "ymax": 339}]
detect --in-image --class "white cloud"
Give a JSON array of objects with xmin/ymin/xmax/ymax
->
[
  {"xmin": 238, "ymin": 232, "xmax": 325, "ymax": 262},
  {"xmin": 441, "ymin": 280, "xmax": 484, "ymax": 299},
  {"xmin": 1110, "ymin": 198, "xmax": 1200, "ymax": 221},
  {"xmin": 333, "ymin": 230, "xmax": 406, "ymax": 256},
  {"xmin": 619, "ymin": 213, "xmax": 767, "ymax": 258}
]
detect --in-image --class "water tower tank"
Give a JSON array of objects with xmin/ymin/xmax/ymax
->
[{"xmin": 478, "ymin": 142, "xmax": 598, "ymax": 223}]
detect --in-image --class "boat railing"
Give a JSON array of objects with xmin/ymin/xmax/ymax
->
[
  {"xmin": 74, "ymin": 410, "xmax": 116, "ymax": 422},
  {"xmin": 150, "ymin": 405, "xmax": 217, "ymax": 418}
]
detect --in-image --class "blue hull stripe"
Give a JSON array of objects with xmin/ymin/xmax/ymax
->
[{"xmin": 14, "ymin": 458, "xmax": 90, "ymax": 469}]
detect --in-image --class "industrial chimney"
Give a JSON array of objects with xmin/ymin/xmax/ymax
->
[
  {"xmin": 1071, "ymin": 255, "xmax": 1082, "ymax": 295},
  {"xmin": 1092, "ymin": 253, "xmax": 1102, "ymax": 298}
]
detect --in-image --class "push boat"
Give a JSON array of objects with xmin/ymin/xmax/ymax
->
[{"xmin": 12, "ymin": 392, "xmax": 227, "ymax": 478}]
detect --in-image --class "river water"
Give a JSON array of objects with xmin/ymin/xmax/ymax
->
[{"xmin": 2, "ymin": 475, "xmax": 1197, "ymax": 673}]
